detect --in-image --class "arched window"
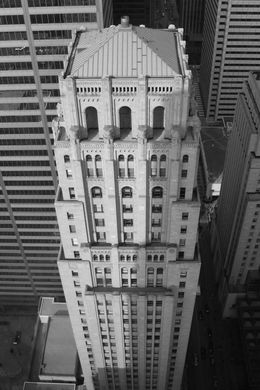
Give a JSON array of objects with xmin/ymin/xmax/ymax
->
[
  {"xmin": 133, "ymin": 255, "xmax": 137, "ymax": 262},
  {"xmin": 126, "ymin": 255, "xmax": 131, "ymax": 262},
  {"xmin": 99, "ymin": 254, "xmax": 104, "ymax": 262},
  {"xmin": 147, "ymin": 255, "xmax": 152, "ymax": 262},
  {"xmin": 105, "ymin": 254, "xmax": 110, "ymax": 261},
  {"xmin": 86, "ymin": 155, "xmax": 94, "ymax": 177},
  {"xmin": 160, "ymin": 155, "xmax": 166, "ymax": 177},
  {"xmin": 152, "ymin": 186, "xmax": 163, "ymax": 198},
  {"xmin": 127, "ymin": 155, "xmax": 134, "ymax": 178},
  {"xmin": 93, "ymin": 254, "xmax": 98, "ymax": 261},
  {"xmin": 182, "ymin": 155, "xmax": 189, "ymax": 163},
  {"xmin": 154, "ymin": 255, "xmax": 158, "ymax": 262},
  {"xmin": 91, "ymin": 186, "xmax": 102, "ymax": 198},
  {"xmin": 86, "ymin": 107, "xmax": 98, "ymax": 131},
  {"xmin": 151, "ymin": 155, "xmax": 157, "ymax": 177},
  {"xmin": 95, "ymin": 155, "xmax": 103, "ymax": 177},
  {"xmin": 122, "ymin": 186, "xmax": 133, "ymax": 198},
  {"xmin": 159, "ymin": 255, "xmax": 164, "ymax": 262},
  {"xmin": 118, "ymin": 155, "xmax": 125, "ymax": 178},
  {"xmin": 153, "ymin": 106, "xmax": 165, "ymax": 129},
  {"xmin": 64, "ymin": 155, "xmax": 70, "ymax": 163},
  {"xmin": 119, "ymin": 106, "xmax": 131, "ymax": 130},
  {"xmin": 120, "ymin": 255, "xmax": 125, "ymax": 262}
]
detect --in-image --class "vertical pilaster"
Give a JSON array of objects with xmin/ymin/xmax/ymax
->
[
  {"xmin": 103, "ymin": 139, "xmax": 119, "ymax": 244},
  {"xmin": 138, "ymin": 295, "xmax": 146, "ymax": 390},
  {"xmin": 136, "ymin": 136, "xmax": 148, "ymax": 245}
]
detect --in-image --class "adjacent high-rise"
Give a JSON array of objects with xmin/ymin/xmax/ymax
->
[
  {"xmin": 176, "ymin": 0, "xmax": 205, "ymax": 64},
  {"xmin": 211, "ymin": 71, "xmax": 260, "ymax": 317},
  {"xmin": 54, "ymin": 17, "xmax": 201, "ymax": 390},
  {"xmin": 200, "ymin": 0, "xmax": 260, "ymax": 121},
  {"xmin": 0, "ymin": 0, "xmax": 112, "ymax": 306}
]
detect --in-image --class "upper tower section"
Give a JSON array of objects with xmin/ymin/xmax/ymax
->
[{"xmin": 54, "ymin": 17, "xmax": 194, "ymax": 143}]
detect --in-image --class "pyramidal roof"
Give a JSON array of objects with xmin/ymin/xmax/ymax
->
[{"xmin": 66, "ymin": 23, "xmax": 184, "ymax": 79}]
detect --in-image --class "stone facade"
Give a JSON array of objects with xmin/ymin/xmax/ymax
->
[{"xmin": 54, "ymin": 21, "xmax": 201, "ymax": 390}]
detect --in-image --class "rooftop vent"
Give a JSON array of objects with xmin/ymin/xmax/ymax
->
[
  {"xmin": 121, "ymin": 16, "xmax": 130, "ymax": 28},
  {"xmin": 168, "ymin": 24, "xmax": 176, "ymax": 30}
]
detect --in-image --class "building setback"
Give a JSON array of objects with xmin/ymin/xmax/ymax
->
[
  {"xmin": 54, "ymin": 17, "xmax": 201, "ymax": 390},
  {"xmin": 211, "ymin": 72, "xmax": 260, "ymax": 317},
  {"xmin": 200, "ymin": 0, "xmax": 260, "ymax": 122},
  {"xmin": 0, "ymin": 0, "xmax": 112, "ymax": 306}
]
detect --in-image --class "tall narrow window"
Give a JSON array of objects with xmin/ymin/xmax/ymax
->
[
  {"xmin": 86, "ymin": 107, "xmax": 98, "ymax": 130},
  {"xmin": 119, "ymin": 106, "xmax": 131, "ymax": 129},
  {"xmin": 95, "ymin": 155, "xmax": 103, "ymax": 177},
  {"xmin": 160, "ymin": 155, "xmax": 166, "ymax": 177},
  {"xmin": 151, "ymin": 155, "xmax": 157, "ymax": 176},
  {"xmin": 118, "ymin": 155, "xmax": 125, "ymax": 178},
  {"xmin": 64, "ymin": 155, "xmax": 70, "ymax": 163},
  {"xmin": 127, "ymin": 155, "xmax": 134, "ymax": 178},
  {"xmin": 156, "ymin": 268, "xmax": 163, "ymax": 287},
  {"xmin": 69, "ymin": 187, "xmax": 75, "ymax": 199},
  {"xmin": 86, "ymin": 155, "xmax": 94, "ymax": 177},
  {"xmin": 147, "ymin": 267, "xmax": 154, "ymax": 287},
  {"xmin": 153, "ymin": 106, "xmax": 164, "ymax": 129},
  {"xmin": 179, "ymin": 187, "xmax": 186, "ymax": 199}
]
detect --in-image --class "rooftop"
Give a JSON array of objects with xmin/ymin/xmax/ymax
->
[
  {"xmin": 40, "ymin": 315, "xmax": 77, "ymax": 377},
  {"xmin": 23, "ymin": 383, "xmax": 75, "ymax": 390},
  {"xmin": 64, "ymin": 19, "xmax": 186, "ymax": 79}
]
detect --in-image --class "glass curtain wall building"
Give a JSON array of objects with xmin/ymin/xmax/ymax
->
[{"xmin": 0, "ymin": 0, "xmax": 112, "ymax": 306}]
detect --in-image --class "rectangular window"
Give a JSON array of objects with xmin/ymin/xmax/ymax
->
[
  {"xmin": 95, "ymin": 219, "xmax": 105, "ymax": 227},
  {"xmin": 180, "ymin": 225, "xmax": 187, "ymax": 234},
  {"xmin": 152, "ymin": 205, "xmax": 162, "ymax": 213},
  {"xmin": 179, "ymin": 239, "xmax": 186, "ymax": 247},
  {"xmin": 69, "ymin": 187, "xmax": 75, "ymax": 199},
  {"xmin": 182, "ymin": 212, "xmax": 189, "ymax": 220},
  {"xmin": 181, "ymin": 170, "xmax": 187, "ymax": 178},
  {"xmin": 93, "ymin": 204, "xmax": 103, "ymax": 213},
  {"xmin": 71, "ymin": 237, "xmax": 79, "ymax": 246},
  {"xmin": 124, "ymin": 232, "xmax": 133, "ymax": 242},
  {"xmin": 74, "ymin": 251, "xmax": 80, "ymax": 258},
  {"xmin": 179, "ymin": 187, "xmax": 186, "ymax": 199},
  {"xmin": 152, "ymin": 219, "xmax": 161, "ymax": 227},
  {"xmin": 67, "ymin": 212, "xmax": 74, "ymax": 220},
  {"xmin": 66, "ymin": 169, "xmax": 72, "ymax": 178},
  {"xmin": 72, "ymin": 270, "xmax": 78, "ymax": 277},
  {"xmin": 179, "ymin": 281, "xmax": 186, "ymax": 288},
  {"xmin": 97, "ymin": 232, "xmax": 106, "ymax": 242},
  {"xmin": 123, "ymin": 204, "xmax": 133, "ymax": 213},
  {"xmin": 69, "ymin": 225, "xmax": 76, "ymax": 233},
  {"xmin": 123, "ymin": 219, "xmax": 133, "ymax": 226},
  {"xmin": 151, "ymin": 232, "xmax": 161, "ymax": 242},
  {"xmin": 178, "ymin": 251, "xmax": 184, "ymax": 259}
]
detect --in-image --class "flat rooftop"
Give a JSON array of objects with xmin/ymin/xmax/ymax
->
[
  {"xmin": 23, "ymin": 383, "xmax": 75, "ymax": 390},
  {"xmin": 41, "ymin": 315, "xmax": 77, "ymax": 376}
]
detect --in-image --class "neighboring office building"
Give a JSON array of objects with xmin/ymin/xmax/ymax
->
[
  {"xmin": 113, "ymin": 0, "xmax": 151, "ymax": 26},
  {"xmin": 211, "ymin": 72, "xmax": 260, "ymax": 317},
  {"xmin": 0, "ymin": 0, "xmax": 112, "ymax": 306},
  {"xmin": 200, "ymin": 0, "xmax": 260, "ymax": 122},
  {"xmin": 54, "ymin": 17, "xmax": 201, "ymax": 390},
  {"xmin": 176, "ymin": 0, "xmax": 205, "ymax": 64}
]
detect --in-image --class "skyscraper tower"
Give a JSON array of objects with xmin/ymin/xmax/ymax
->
[
  {"xmin": 54, "ymin": 17, "xmax": 201, "ymax": 390},
  {"xmin": 200, "ymin": 0, "xmax": 260, "ymax": 122},
  {"xmin": 176, "ymin": 0, "xmax": 205, "ymax": 63},
  {"xmin": 0, "ymin": 0, "xmax": 112, "ymax": 306},
  {"xmin": 211, "ymin": 71, "xmax": 260, "ymax": 317}
]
